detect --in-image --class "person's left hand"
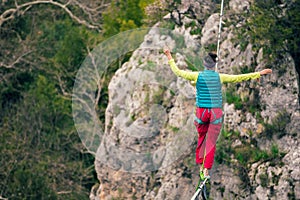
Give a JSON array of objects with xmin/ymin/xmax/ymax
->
[
  {"xmin": 257, "ymin": 68, "xmax": 272, "ymax": 82},
  {"xmin": 260, "ymin": 69, "xmax": 272, "ymax": 75}
]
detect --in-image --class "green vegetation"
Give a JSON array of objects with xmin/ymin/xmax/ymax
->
[
  {"xmin": 152, "ymin": 86, "xmax": 166, "ymax": 105},
  {"xmin": 0, "ymin": 75, "xmax": 95, "ymax": 199},
  {"xmin": 1, "ymin": 0, "xmax": 299, "ymax": 198},
  {"xmin": 234, "ymin": 143, "xmax": 283, "ymax": 166},
  {"xmin": 215, "ymin": 129, "xmax": 235, "ymax": 165},
  {"xmin": 102, "ymin": 0, "xmax": 156, "ymax": 37},
  {"xmin": 224, "ymin": 84, "xmax": 261, "ymax": 115},
  {"xmin": 224, "ymin": 85, "xmax": 243, "ymax": 110},
  {"xmin": 246, "ymin": 1, "xmax": 300, "ymax": 61},
  {"xmin": 159, "ymin": 20, "xmax": 176, "ymax": 30},
  {"xmin": 259, "ymin": 173, "xmax": 269, "ymax": 188},
  {"xmin": 0, "ymin": 0, "xmax": 157, "ymax": 198},
  {"xmin": 239, "ymin": 1, "xmax": 300, "ymax": 102},
  {"xmin": 169, "ymin": 125, "xmax": 180, "ymax": 133},
  {"xmin": 204, "ymin": 43, "xmax": 218, "ymax": 54},
  {"xmin": 262, "ymin": 110, "xmax": 291, "ymax": 139},
  {"xmin": 185, "ymin": 21, "xmax": 202, "ymax": 35},
  {"xmin": 145, "ymin": 60, "xmax": 157, "ymax": 71},
  {"xmin": 216, "ymin": 129, "xmax": 285, "ymax": 179},
  {"xmin": 216, "ymin": 128, "xmax": 286, "ymax": 192}
]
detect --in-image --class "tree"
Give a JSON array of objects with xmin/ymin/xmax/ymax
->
[
  {"xmin": 0, "ymin": 0, "xmax": 106, "ymax": 86},
  {"xmin": 244, "ymin": 0, "xmax": 300, "ymax": 104},
  {"xmin": 102, "ymin": 0, "xmax": 155, "ymax": 37},
  {"xmin": 0, "ymin": 2, "xmax": 102, "ymax": 199},
  {"xmin": 0, "ymin": 0, "xmax": 107, "ymax": 30},
  {"xmin": 0, "ymin": 75, "xmax": 96, "ymax": 199}
]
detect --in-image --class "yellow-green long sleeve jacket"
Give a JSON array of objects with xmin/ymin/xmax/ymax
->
[{"xmin": 168, "ymin": 59, "xmax": 261, "ymax": 83}]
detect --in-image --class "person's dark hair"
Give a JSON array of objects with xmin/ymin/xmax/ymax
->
[
  {"xmin": 208, "ymin": 52, "xmax": 218, "ymax": 63},
  {"xmin": 203, "ymin": 51, "xmax": 219, "ymax": 69}
]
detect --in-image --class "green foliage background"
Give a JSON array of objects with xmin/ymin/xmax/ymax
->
[
  {"xmin": 0, "ymin": 0, "xmax": 155, "ymax": 199},
  {"xmin": 0, "ymin": 0, "xmax": 299, "ymax": 199}
]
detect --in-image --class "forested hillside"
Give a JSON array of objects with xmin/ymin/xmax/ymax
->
[
  {"xmin": 0, "ymin": 0, "xmax": 155, "ymax": 199},
  {"xmin": 0, "ymin": 0, "xmax": 299, "ymax": 200}
]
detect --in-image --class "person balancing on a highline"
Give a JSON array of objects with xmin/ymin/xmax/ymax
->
[{"xmin": 163, "ymin": 49, "xmax": 272, "ymax": 181}]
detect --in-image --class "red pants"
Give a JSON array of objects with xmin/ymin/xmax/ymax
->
[{"xmin": 194, "ymin": 107, "xmax": 223, "ymax": 169}]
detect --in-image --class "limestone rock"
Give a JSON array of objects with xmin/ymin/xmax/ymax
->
[
  {"xmin": 201, "ymin": 13, "xmax": 219, "ymax": 47},
  {"xmin": 229, "ymin": 0, "xmax": 252, "ymax": 14},
  {"xmin": 90, "ymin": 1, "xmax": 300, "ymax": 199}
]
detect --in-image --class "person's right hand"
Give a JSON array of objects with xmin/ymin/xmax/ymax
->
[
  {"xmin": 164, "ymin": 48, "xmax": 170, "ymax": 55},
  {"xmin": 163, "ymin": 48, "xmax": 173, "ymax": 60}
]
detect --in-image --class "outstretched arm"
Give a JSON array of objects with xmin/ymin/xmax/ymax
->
[
  {"xmin": 220, "ymin": 69, "xmax": 272, "ymax": 83},
  {"xmin": 163, "ymin": 48, "xmax": 198, "ymax": 82}
]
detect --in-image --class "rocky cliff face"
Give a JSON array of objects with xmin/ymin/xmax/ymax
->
[{"xmin": 90, "ymin": 0, "xmax": 300, "ymax": 199}]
